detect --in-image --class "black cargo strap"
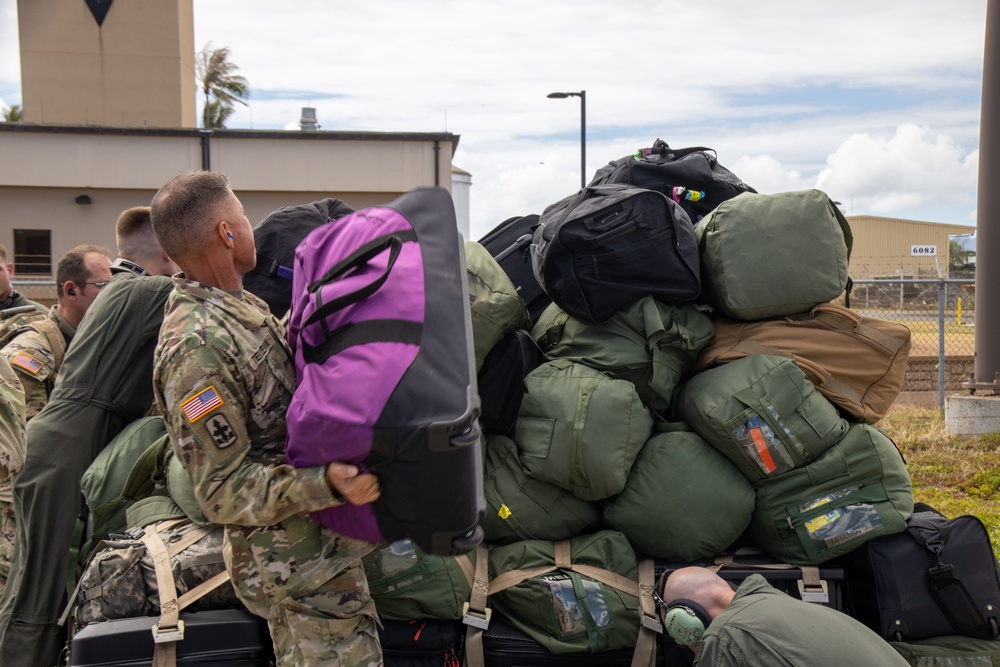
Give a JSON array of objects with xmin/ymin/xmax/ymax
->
[
  {"xmin": 462, "ymin": 541, "xmax": 658, "ymax": 667},
  {"xmin": 907, "ymin": 516, "xmax": 998, "ymax": 638}
]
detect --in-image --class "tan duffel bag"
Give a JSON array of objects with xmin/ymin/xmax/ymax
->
[{"xmin": 695, "ymin": 303, "xmax": 911, "ymax": 423}]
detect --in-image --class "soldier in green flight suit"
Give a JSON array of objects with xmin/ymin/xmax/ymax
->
[
  {"xmin": 0, "ymin": 212, "xmax": 177, "ymax": 665},
  {"xmin": 150, "ymin": 171, "xmax": 383, "ymax": 667},
  {"xmin": 660, "ymin": 566, "xmax": 909, "ymax": 667}
]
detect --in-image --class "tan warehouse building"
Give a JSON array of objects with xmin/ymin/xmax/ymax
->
[{"xmin": 846, "ymin": 215, "xmax": 975, "ymax": 279}]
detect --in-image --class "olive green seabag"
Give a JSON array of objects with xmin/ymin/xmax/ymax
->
[
  {"xmin": 602, "ymin": 425, "xmax": 755, "ymax": 561},
  {"xmin": 531, "ymin": 296, "xmax": 714, "ymax": 413},
  {"xmin": 748, "ymin": 422, "xmax": 914, "ymax": 564},
  {"xmin": 361, "ymin": 538, "xmax": 474, "ymax": 621},
  {"xmin": 482, "ymin": 433, "xmax": 601, "ymax": 545},
  {"xmin": 696, "ymin": 189, "xmax": 853, "ymax": 321},
  {"xmin": 465, "ymin": 241, "xmax": 532, "ymax": 372},
  {"xmin": 890, "ymin": 635, "xmax": 1000, "ymax": 666},
  {"xmin": 514, "ymin": 359, "xmax": 653, "ymax": 501},
  {"xmin": 488, "ymin": 531, "xmax": 641, "ymax": 654},
  {"xmin": 675, "ymin": 354, "xmax": 849, "ymax": 483}
]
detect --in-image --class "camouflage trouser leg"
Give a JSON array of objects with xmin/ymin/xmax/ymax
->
[
  {"xmin": 225, "ymin": 514, "xmax": 382, "ymax": 667},
  {"xmin": 0, "ymin": 499, "xmax": 14, "ymax": 599}
]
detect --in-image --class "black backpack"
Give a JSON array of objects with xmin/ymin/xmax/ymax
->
[
  {"xmin": 588, "ymin": 139, "xmax": 756, "ymax": 223},
  {"xmin": 243, "ymin": 197, "xmax": 354, "ymax": 317}
]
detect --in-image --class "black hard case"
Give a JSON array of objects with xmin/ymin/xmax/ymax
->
[
  {"xmin": 481, "ymin": 619, "xmax": 662, "ymax": 666},
  {"xmin": 68, "ymin": 609, "xmax": 273, "ymax": 666}
]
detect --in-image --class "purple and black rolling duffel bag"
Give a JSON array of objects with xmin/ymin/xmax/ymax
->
[{"xmin": 285, "ymin": 186, "xmax": 484, "ymax": 556}]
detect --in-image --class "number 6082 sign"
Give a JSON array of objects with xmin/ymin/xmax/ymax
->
[{"xmin": 911, "ymin": 245, "xmax": 937, "ymax": 256}]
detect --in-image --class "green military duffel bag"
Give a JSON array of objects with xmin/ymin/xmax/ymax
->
[
  {"xmin": 891, "ymin": 635, "xmax": 1000, "ymax": 665},
  {"xmin": 748, "ymin": 422, "xmax": 913, "ymax": 564},
  {"xmin": 466, "ymin": 241, "xmax": 532, "ymax": 372},
  {"xmin": 675, "ymin": 354, "xmax": 850, "ymax": 483},
  {"xmin": 514, "ymin": 359, "xmax": 653, "ymax": 501},
  {"xmin": 531, "ymin": 296, "xmax": 714, "ymax": 414},
  {"xmin": 696, "ymin": 189, "xmax": 852, "ymax": 321},
  {"xmin": 486, "ymin": 531, "xmax": 647, "ymax": 654},
  {"xmin": 482, "ymin": 433, "xmax": 601, "ymax": 545},
  {"xmin": 602, "ymin": 424, "xmax": 755, "ymax": 561},
  {"xmin": 362, "ymin": 538, "xmax": 474, "ymax": 621}
]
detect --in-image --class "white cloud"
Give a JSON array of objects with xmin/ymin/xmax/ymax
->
[{"xmin": 816, "ymin": 125, "xmax": 979, "ymax": 218}]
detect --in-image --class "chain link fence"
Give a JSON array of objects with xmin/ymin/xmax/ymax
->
[{"xmin": 851, "ymin": 278, "xmax": 976, "ymax": 410}]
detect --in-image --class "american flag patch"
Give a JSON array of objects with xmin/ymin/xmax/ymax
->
[
  {"xmin": 11, "ymin": 352, "xmax": 43, "ymax": 375},
  {"xmin": 180, "ymin": 386, "xmax": 224, "ymax": 423}
]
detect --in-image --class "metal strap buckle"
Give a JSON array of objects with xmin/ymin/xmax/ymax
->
[
  {"xmin": 641, "ymin": 612, "xmax": 664, "ymax": 634},
  {"xmin": 798, "ymin": 579, "xmax": 830, "ymax": 604},
  {"xmin": 151, "ymin": 619, "xmax": 185, "ymax": 643},
  {"xmin": 461, "ymin": 601, "xmax": 492, "ymax": 630}
]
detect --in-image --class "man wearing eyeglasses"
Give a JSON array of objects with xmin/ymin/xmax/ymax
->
[
  {"xmin": 0, "ymin": 245, "xmax": 112, "ymax": 420},
  {"xmin": 0, "ymin": 209, "xmax": 178, "ymax": 664}
]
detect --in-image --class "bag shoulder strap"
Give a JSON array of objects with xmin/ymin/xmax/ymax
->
[
  {"xmin": 906, "ymin": 514, "xmax": 996, "ymax": 638},
  {"xmin": 25, "ymin": 317, "xmax": 67, "ymax": 371}
]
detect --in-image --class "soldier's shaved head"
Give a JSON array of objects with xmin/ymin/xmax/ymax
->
[{"xmin": 150, "ymin": 171, "xmax": 233, "ymax": 261}]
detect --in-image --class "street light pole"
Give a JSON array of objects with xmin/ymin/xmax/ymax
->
[{"xmin": 547, "ymin": 90, "xmax": 586, "ymax": 189}]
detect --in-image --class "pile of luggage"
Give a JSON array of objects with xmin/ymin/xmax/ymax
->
[
  {"xmin": 361, "ymin": 140, "xmax": 1000, "ymax": 666},
  {"xmin": 62, "ymin": 139, "xmax": 1000, "ymax": 667}
]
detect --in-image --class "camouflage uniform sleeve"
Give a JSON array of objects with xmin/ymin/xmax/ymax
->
[
  {"xmin": 0, "ymin": 356, "xmax": 25, "ymax": 484},
  {"xmin": 1, "ymin": 329, "xmax": 56, "ymax": 420},
  {"xmin": 156, "ymin": 343, "xmax": 339, "ymax": 527}
]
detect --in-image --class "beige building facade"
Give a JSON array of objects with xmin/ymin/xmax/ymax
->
[
  {"xmin": 0, "ymin": 124, "xmax": 459, "ymax": 282},
  {"xmin": 846, "ymin": 215, "xmax": 975, "ymax": 279},
  {"xmin": 17, "ymin": 0, "xmax": 197, "ymax": 128}
]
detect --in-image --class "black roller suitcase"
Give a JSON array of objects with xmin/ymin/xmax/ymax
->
[
  {"xmin": 482, "ymin": 619, "xmax": 662, "ymax": 666},
  {"xmin": 69, "ymin": 609, "xmax": 273, "ymax": 666},
  {"xmin": 479, "ymin": 214, "xmax": 551, "ymax": 323}
]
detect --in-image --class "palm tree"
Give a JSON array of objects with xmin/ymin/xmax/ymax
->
[
  {"xmin": 196, "ymin": 44, "xmax": 249, "ymax": 129},
  {"xmin": 2, "ymin": 104, "xmax": 22, "ymax": 122}
]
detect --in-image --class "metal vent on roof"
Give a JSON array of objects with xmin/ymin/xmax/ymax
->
[{"xmin": 299, "ymin": 107, "xmax": 320, "ymax": 131}]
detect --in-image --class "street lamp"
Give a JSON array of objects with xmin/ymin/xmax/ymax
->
[{"xmin": 547, "ymin": 90, "xmax": 586, "ymax": 189}]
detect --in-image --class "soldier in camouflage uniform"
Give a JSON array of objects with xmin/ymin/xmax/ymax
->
[
  {"xmin": 1, "ymin": 245, "xmax": 112, "ymax": 419},
  {"xmin": 150, "ymin": 171, "xmax": 383, "ymax": 667},
  {"xmin": 0, "ymin": 246, "xmax": 110, "ymax": 615},
  {"xmin": 0, "ymin": 357, "xmax": 24, "ymax": 599}
]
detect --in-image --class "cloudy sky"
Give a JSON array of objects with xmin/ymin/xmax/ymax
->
[{"xmin": 0, "ymin": 1, "xmax": 987, "ymax": 240}]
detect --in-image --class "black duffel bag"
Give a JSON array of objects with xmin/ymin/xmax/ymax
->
[
  {"xmin": 588, "ymin": 139, "xmax": 757, "ymax": 223},
  {"xmin": 531, "ymin": 183, "xmax": 700, "ymax": 324},
  {"xmin": 843, "ymin": 503, "xmax": 1000, "ymax": 642}
]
